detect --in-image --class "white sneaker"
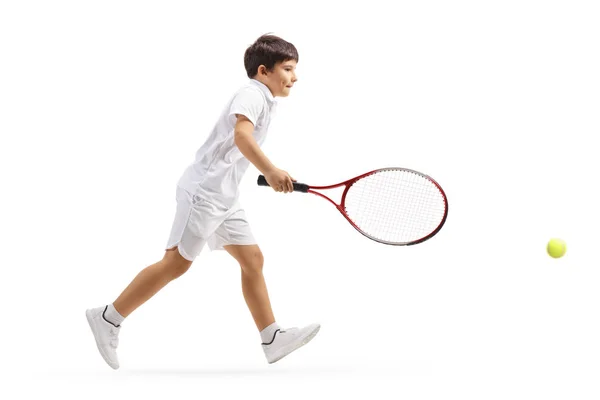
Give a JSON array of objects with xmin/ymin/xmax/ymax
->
[
  {"xmin": 262, "ymin": 323, "xmax": 320, "ymax": 364},
  {"xmin": 85, "ymin": 306, "xmax": 121, "ymax": 369}
]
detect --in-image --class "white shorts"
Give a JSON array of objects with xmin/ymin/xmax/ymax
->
[{"xmin": 165, "ymin": 186, "xmax": 256, "ymax": 261}]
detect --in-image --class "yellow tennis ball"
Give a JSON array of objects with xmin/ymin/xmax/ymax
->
[{"xmin": 547, "ymin": 238, "xmax": 567, "ymax": 258}]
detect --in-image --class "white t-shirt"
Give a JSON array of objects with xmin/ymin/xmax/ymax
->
[{"xmin": 177, "ymin": 79, "xmax": 277, "ymax": 209}]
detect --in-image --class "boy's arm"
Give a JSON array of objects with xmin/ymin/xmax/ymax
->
[
  {"xmin": 234, "ymin": 115, "xmax": 276, "ymax": 175},
  {"xmin": 233, "ymin": 114, "xmax": 295, "ymax": 193}
]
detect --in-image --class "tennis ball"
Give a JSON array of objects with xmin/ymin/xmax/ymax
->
[{"xmin": 547, "ymin": 238, "xmax": 566, "ymax": 258}]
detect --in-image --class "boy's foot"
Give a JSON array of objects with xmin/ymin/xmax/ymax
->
[
  {"xmin": 85, "ymin": 306, "xmax": 121, "ymax": 369},
  {"xmin": 262, "ymin": 323, "xmax": 320, "ymax": 364}
]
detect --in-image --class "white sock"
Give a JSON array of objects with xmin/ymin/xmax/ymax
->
[
  {"xmin": 260, "ymin": 322, "xmax": 281, "ymax": 344},
  {"xmin": 103, "ymin": 303, "xmax": 125, "ymax": 327}
]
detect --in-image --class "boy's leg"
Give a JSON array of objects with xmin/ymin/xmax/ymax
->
[
  {"xmin": 217, "ymin": 211, "xmax": 320, "ymax": 363},
  {"xmin": 223, "ymin": 243, "xmax": 320, "ymax": 364},
  {"xmin": 223, "ymin": 244, "xmax": 275, "ymax": 331},
  {"xmin": 86, "ymin": 247, "xmax": 193, "ymax": 369},
  {"xmin": 113, "ymin": 247, "xmax": 193, "ymax": 317}
]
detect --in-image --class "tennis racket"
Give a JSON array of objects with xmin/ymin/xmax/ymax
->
[{"xmin": 257, "ymin": 167, "xmax": 448, "ymax": 246}]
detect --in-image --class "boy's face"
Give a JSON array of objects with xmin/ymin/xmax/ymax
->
[{"xmin": 258, "ymin": 60, "xmax": 298, "ymax": 97}]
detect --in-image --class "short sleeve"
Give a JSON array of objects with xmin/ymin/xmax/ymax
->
[{"xmin": 228, "ymin": 87, "xmax": 265, "ymax": 126}]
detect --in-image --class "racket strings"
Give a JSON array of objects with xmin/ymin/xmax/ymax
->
[{"xmin": 343, "ymin": 169, "xmax": 446, "ymax": 244}]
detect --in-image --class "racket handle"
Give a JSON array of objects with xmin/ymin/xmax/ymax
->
[{"xmin": 257, "ymin": 175, "xmax": 309, "ymax": 193}]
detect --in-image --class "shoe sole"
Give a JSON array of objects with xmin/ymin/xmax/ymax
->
[
  {"xmin": 268, "ymin": 324, "xmax": 321, "ymax": 364},
  {"xmin": 86, "ymin": 310, "xmax": 119, "ymax": 370}
]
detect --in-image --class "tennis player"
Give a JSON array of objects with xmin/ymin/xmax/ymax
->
[{"xmin": 86, "ymin": 34, "xmax": 320, "ymax": 369}]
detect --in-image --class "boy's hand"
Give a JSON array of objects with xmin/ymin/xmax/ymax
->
[{"xmin": 265, "ymin": 168, "xmax": 296, "ymax": 193}]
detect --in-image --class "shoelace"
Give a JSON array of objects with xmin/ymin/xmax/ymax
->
[
  {"xmin": 109, "ymin": 328, "xmax": 120, "ymax": 348},
  {"xmin": 284, "ymin": 327, "xmax": 299, "ymax": 337}
]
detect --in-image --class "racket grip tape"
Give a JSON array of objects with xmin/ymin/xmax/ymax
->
[{"xmin": 257, "ymin": 175, "xmax": 309, "ymax": 193}]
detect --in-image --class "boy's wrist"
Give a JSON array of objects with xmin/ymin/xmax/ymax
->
[{"xmin": 263, "ymin": 166, "xmax": 278, "ymax": 175}]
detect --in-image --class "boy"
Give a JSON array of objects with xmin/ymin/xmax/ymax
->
[{"xmin": 86, "ymin": 34, "xmax": 320, "ymax": 369}]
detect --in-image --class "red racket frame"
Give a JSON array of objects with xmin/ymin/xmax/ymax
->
[{"xmin": 258, "ymin": 168, "xmax": 448, "ymax": 246}]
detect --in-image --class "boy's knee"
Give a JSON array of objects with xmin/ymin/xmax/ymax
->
[
  {"xmin": 240, "ymin": 249, "xmax": 264, "ymax": 274},
  {"xmin": 164, "ymin": 247, "xmax": 193, "ymax": 279}
]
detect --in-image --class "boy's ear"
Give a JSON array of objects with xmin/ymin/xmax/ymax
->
[{"xmin": 258, "ymin": 65, "xmax": 268, "ymax": 76}]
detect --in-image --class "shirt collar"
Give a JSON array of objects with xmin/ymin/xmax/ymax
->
[{"xmin": 250, "ymin": 79, "xmax": 277, "ymax": 104}]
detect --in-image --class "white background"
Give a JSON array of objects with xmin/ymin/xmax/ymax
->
[{"xmin": 1, "ymin": 0, "xmax": 599, "ymax": 398}]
